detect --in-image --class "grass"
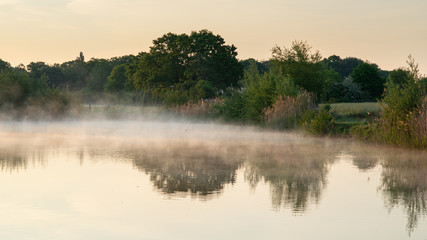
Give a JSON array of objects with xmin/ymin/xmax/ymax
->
[
  {"xmin": 321, "ymin": 102, "xmax": 382, "ymax": 118},
  {"xmin": 318, "ymin": 102, "xmax": 382, "ymax": 135}
]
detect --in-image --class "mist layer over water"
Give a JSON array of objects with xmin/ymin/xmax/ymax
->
[{"xmin": 0, "ymin": 120, "xmax": 426, "ymax": 239}]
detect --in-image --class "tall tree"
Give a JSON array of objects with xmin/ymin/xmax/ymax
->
[
  {"xmin": 350, "ymin": 62, "xmax": 385, "ymax": 100},
  {"xmin": 271, "ymin": 40, "xmax": 328, "ymax": 96},
  {"xmin": 323, "ymin": 55, "xmax": 364, "ymax": 78},
  {"xmin": 133, "ymin": 30, "xmax": 243, "ymax": 101}
]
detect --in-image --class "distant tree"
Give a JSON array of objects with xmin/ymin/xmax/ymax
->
[
  {"xmin": 105, "ymin": 64, "xmax": 134, "ymax": 92},
  {"xmin": 85, "ymin": 59, "xmax": 113, "ymax": 92},
  {"xmin": 271, "ymin": 40, "xmax": 326, "ymax": 96},
  {"xmin": 350, "ymin": 62, "xmax": 385, "ymax": 100},
  {"xmin": 78, "ymin": 52, "xmax": 85, "ymax": 62},
  {"xmin": 27, "ymin": 62, "xmax": 65, "ymax": 87},
  {"xmin": 0, "ymin": 70, "xmax": 31, "ymax": 108},
  {"xmin": 322, "ymin": 68, "xmax": 342, "ymax": 98},
  {"xmin": 0, "ymin": 59, "xmax": 11, "ymax": 72},
  {"xmin": 61, "ymin": 53, "xmax": 90, "ymax": 90},
  {"xmin": 323, "ymin": 55, "xmax": 364, "ymax": 78},
  {"xmin": 387, "ymin": 68, "xmax": 411, "ymax": 87},
  {"xmin": 240, "ymin": 59, "xmax": 270, "ymax": 75},
  {"xmin": 420, "ymin": 77, "xmax": 427, "ymax": 94},
  {"xmin": 326, "ymin": 76, "xmax": 365, "ymax": 102}
]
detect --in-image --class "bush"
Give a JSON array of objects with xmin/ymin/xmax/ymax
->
[
  {"xmin": 299, "ymin": 105, "xmax": 335, "ymax": 135},
  {"xmin": 219, "ymin": 67, "xmax": 298, "ymax": 123},
  {"xmin": 326, "ymin": 76, "xmax": 365, "ymax": 102},
  {"xmin": 264, "ymin": 91, "xmax": 315, "ymax": 129},
  {"xmin": 355, "ymin": 56, "xmax": 427, "ymax": 149},
  {"xmin": 0, "ymin": 70, "xmax": 74, "ymax": 119},
  {"xmin": 169, "ymin": 98, "xmax": 222, "ymax": 118}
]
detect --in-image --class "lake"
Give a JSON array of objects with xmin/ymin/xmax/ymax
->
[{"xmin": 0, "ymin": 120, "xmax": 426, "ymax": 239}]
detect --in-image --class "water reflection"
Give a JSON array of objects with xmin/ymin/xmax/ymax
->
[
  {"xmin": 244, "ymin": 142, "xmax": 336, "ymax": 213},
  {"xmin": 130, "ymin": 142, "xmax": 246, "ymax": 199},
  {"xmin": 352, "ymin": 156, "xmax": 380, "ymax": 171},
  {"xmin": 380, "ymin": 150, "xmax": 427, "ymax": 234},
  {"xmin": 0, "ymin": 146, "xmax": 47, "ymax": 172},
  {"xmin": 1, "ymin": 124, "xmax": 427, "ymax": 235}
]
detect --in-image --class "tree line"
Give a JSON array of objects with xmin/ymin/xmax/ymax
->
[{"xmin": 3, "ymin": 29, "xmax": 425, "ymax": 107}]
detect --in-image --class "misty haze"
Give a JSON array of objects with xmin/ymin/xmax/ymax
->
[
  {"xmin": 0, "ymin": 118, "xmax": 426, "ymax": 239},
  {"xmin": 1, "ymin": 0, "xmax": 427, "ymax": 238}
]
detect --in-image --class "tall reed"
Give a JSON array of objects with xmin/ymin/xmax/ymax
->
[
  {"xmin": 263, "ymin": 91, "xmax": 315, "ymax": 129},
  {"xmin": 169, "ymin": 98, "xmax": 223, "ymax": 118}
]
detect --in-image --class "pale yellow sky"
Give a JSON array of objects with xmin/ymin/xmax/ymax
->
[{"xmin": 1, "ymin": 0, "xmax": 426, "ymax": 74}]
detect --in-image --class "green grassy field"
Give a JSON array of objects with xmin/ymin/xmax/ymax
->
[
  {"xmin": 321, "ymin": 102, "xmax": 382, "ymax": 117},
  {"xmin": 319, "ymin": 102, "xmax": 382, "ymax": 134}
]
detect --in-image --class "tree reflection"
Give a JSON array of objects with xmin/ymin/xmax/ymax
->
[
  {"xmin": 380, "ymin": 151, "xmax": 427, "ymax": 234},
  {"xmin": 0, "ymin": 147, "xmax": 28, "ymax": 172},
  {"xmin": 245, "ymin": 142, "xmax": 336, "ymax": 213},
  {"xmin": 131, "ymin": 142, "xmax": 245, "ymax": 199},
  {"xmin": 0, "ymin": 146, "xmax": 48, "ymax": 172},
  {"xmin": 351, "ymin": 156, "xmax": 379, "ymax": 171}
]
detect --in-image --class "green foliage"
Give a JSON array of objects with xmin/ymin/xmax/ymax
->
[
  {"xmin": 271, "ymin": 41, "xmax": 325, "ymax": 96},
  {"xmin": 0, "ymin": 59, "xmax": 12, "ymax": 72},
  {"xmin": 163, "ymin": 79, "xmax": 217, "ymax": 106},
  {"xmin": 0, "ymin": 70, "xmax": 31, "ymax": 108},
  {"xmin": 326, "ymin": 102, "xmax": 381, "ymax": 118},
  {"xmin": 243, "ymin": 70, "xmax": 297, "ymax": 122},
  {"xmin": 85, "ymin": 59, "xmax": 114, "ymax": 92},
  {"xmin": 386, "ymin": 68, "xmax": 410, "ymax": 87},
  {"xmin": 326, "ymin": 76, "xmax": 365, "ymax": 102},
  {"xmin": 323, "ymin": 55, "xmax": 364, "ymax": 78},
  {"xmin": 240, "ymin": 58, "xmax": 270, "ymax": 75},
  {"xmin": 299, "ymin": 106, "xmax": 335, "ymax": 135},
  {"xmin": 0, "ymin": 69, "xmax": 73, "ymax": 118},
  {"xmin": 350, "ymin": 62, "xmax": 385, "ymax": 100},
  {"xmin": 218, "ymin": 65, "xmax": 299, "ymax": 123},
  {"xmin": 216, "ymin": 88, "xmax": 246, "ymax": 122},
  {"xmin": 355, "ymin": 56, "xmax": 427, "ymax": 149},
  {"xmin": 132, "ymin": 30, "xmax": 243, "ymax": 102},
  {"xmin": 105, "ymin": 64, "xmax": 134, "ymax": 92},
  {"xmin": 264, "ymin": 91, "xmax": 315, "ymax": 129}
]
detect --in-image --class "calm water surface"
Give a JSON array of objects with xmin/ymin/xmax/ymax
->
[{"xmin": 0, "ymin": 120, "xmax": 426, "ymax": 239}]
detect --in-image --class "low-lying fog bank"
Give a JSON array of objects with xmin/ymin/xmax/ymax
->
[{"xmin": 0, "ymin": 119, "xmax": 315, "ymax": 148}]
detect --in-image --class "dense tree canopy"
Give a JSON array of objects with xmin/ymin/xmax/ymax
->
[
  {"xmin": 271, "ymin": 41, "xmax": 339, "ymax": 97},
  {"xmin": 323, "ymin": 55, "xmax": 364, "ymax": 78},
  {"xmin": 386, "ymin": 68, "xmax": 411, "ymax": 87},
  {"xmin": 350, "ymin": 62, "xmax": 385, "ymax": 100},
  {"xmin": 132, "ymin": 30, "xmax": 243, "ymax": 102},
  {"xmin": 0, "ymin": 59, "xmax": 11, "ymax": 72}
]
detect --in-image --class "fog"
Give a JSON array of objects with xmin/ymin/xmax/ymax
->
[{"xmin": 0, "ymin": 117, "xmax": 321, "ymax": 150}]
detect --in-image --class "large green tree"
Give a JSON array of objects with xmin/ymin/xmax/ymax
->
[
  {"xmin": 27, "ymin": 62, "xmax": 65, "ymax": 87},
  {"xmin": 350, "ymin": 62, "xmax": 385, "ymax": 100},
  {"xmin": 271, "ymin": 41, "xmax": 333, "ymax": 97},
  {"xmin": 133, "ymin": 30, "xmax": 243, "ymax": 102},
  {"xmin": 386, "ymin": 68, "xmax": 410, "ymax": 87}
]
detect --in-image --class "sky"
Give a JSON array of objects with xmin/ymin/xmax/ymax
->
[{"xmin": 1, "ymin": 0, "xmax": 426, "ymax": 74}]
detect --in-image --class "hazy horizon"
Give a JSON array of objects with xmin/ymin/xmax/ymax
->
[{"xmin": 1, "ymin": 0, "xmax": 426, "ymax": 74}]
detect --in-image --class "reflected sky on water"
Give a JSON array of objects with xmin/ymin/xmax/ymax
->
[{"xmin": 0, "ymin": 120, "xmax": 426, "ymax": 239}]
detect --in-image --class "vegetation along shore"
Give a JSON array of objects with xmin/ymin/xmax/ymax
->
[{"xmin": 1, "ymin": 30, "xmax": 426, "ymax": 149}]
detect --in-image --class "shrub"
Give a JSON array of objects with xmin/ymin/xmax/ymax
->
[
  {"xmin": 355, "ymin": 56, "xmax": 427, "ymax": 149},
  {"xmin": 0, "ymin": 70, "xmax": 74, "ymax": 119},
  {"xmin": 299, "ymin": 105, "xmax": 335, "ymax": 135},
  {"xmin": 169, "ymin": 98, "xmax": 222, "ymax": 118},
  {"xmin": 219, "ymin": 67, "xmax": 298, "ymax": 123},
  {"xmin": 264, "ymin": 91, "xmax": 315, "ymax": 129}
]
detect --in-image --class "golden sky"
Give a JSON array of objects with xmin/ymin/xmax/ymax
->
[{"xmin": 1, "ymin": 0, "xmax": 426, "ymax": 73}]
